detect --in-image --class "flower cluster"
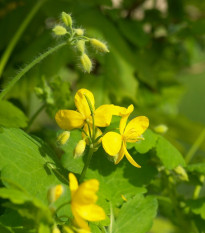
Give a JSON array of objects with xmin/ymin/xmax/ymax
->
[
  {"xmin": 55, "ymin": 88, "xmax": 149, "ymax": 167},
  {"xmin": 53, "ymin": 12, "xmax": 109, "ymax": 73}
]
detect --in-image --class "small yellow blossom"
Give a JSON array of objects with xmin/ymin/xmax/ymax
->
[
  {"xmin": 55, "ymin": 89, "xmax": 125, "ymax": 131},
  {"xmin": 69, "ymin": 173, "xmax": 106, "ymax": 232},
  {"xmin": 102, "ymin": 104, "xmax": 149, "ymax": 167}
]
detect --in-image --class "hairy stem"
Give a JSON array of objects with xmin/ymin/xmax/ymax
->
[
  {"xmin": 0, "ymin": 42, "xmax": 67, "ymax": 100},
  {"xmin": 79, "ymin": 147, "xmax": 94, "ymax": 183},
  {"xmin": 0, "ymin": 0, "xmax": 47, "ymax": 77}
]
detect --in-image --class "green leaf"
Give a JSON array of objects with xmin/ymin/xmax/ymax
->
[
  {"xmin": 113, "ymin": 194, "xmax": 158, "ymax": 233},
  {"xmin": 187, "ymin": 163, "xmax": 205, "ymax": 175},
  {"xmin": 127, "ymin": 129, "xmax": 158, "ymax": 153},
  {"xmin": 0, "ymin": 101, "xmax": 28, "ymax": 128},
  {"xmin": 0, "ymin": 127, "xmax": 68, "ymax": 203},
  {"xmin": 156, "ymin": 136, "xmax": 186, "ymax": 169},
  {"xmin": 0, "ymin": 224, "xmax": 13, "ymax": 233},
  {"xmin": 186, "ymin": 198, "xmax": 205, "ymax": 220}
]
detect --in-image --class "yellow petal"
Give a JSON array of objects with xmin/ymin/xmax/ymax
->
[
  {"xmin": 94, "ymin": 105, "xmax": 113, "ymax": 127},
  {"xmin": 114, "ymin": 143, "xmax": 125, "ymax": 164},
  {"xmin": 124, "ymin": 116, "xmax": 149, "ymax": 142},
  {"xmin": 75, "ymin": 89, "xmax": 95, "ymax": 118},
  {"xmin": 102, "ymin": 132, "xmax": 122, "ymax": 156},
  {"xmin": 69, "ymin": 173, "xmax": 79, "ymax": 198},
  {"xmin": 55, "ymin": 110, "xmax": 84, "ymax": 130},
  {"xmin": 123, "ymin": 143, "xmax": 141, "ymax": 168},
  {"xmin": 73, "ymin": 179, "xmax": 99, "ymax": 205},
  {"xmin": 72, "ymin": 209, "xmax": 90, "ymax": 232},
  {"xmin": 119, "ymin": 104, "xmax": 134, "ymax": 134},
  {"xmin": 77, "ymin": 204, "xmax": 106, "ymax": 221}
]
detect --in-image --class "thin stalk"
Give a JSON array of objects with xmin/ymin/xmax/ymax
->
[
  {"xmin": 109, "ymin": 202, "xmax": 114, "ymax": 233},
  {"xmin": 79, "ymin": 147, "xmax": 94, "ymax": 183},
  {"xmin": 54, "ymin": 201, "xmax": 70, "ymax": 213},
  {"xmin": 185, "ymin": 128, "xmax": 205, "ymax": 164},
  {"xmin": 26, "ymin": 104, "xmax": 46, "ymax": 132},
  {"xmin": 0, "ymin": 42, "xmax": 67, "ymax": 100},
  {"xmin": 0, "ymin": 0, "xmax": 47, "ymax": 77}
]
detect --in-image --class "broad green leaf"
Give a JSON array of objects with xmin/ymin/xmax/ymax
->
[
  {"xmin": 0, "ymin": 224, "xmax": 13, "ymax": 233},
  {"xmin": 113, "ymin": 194, "xmax": 158, "ymax": 233},
  {"xmin": 186, "ymin": 198, "xmax": 205, "ymax": 220},
  {"xmin": 0, "ymin": 101, "xmax": 28, "ymax": 128},
  {"xmin": 187, "ymin": 163, "xmax": 205, "ymax": 175},
  {"xmin": 0, "ymin": 127, "xmax": 68, "ymax": 203},
  {"xmin": 156, "ymin": 136, "xmax": 186, "ymax": 169},
  {"xmin": 127, "ymin": 129, "xmax": 158, "ymax": 153}
]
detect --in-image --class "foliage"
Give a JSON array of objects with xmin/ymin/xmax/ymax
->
[{"xmin": 0, "ymin": 0, "xmax": 205, "ymax": 232}]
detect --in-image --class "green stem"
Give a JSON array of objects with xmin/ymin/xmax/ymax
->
[
  {"xmin": 185, "ymin": 128, "xmax": 205, "ymax": 164},
  {"xmin": 26, "ymin": 104, "xmax": 46, "ymax": 132},
  {"xmin": 0, "ymin": 0, "xmax": 47, "ymax": 78},
  {"xmin": 54, "ymin": 201, "xmax": 70, "ymax": 213},
  {"xmin": 109, "ymin": 202, "xmax": 114, "ymax": 233},
  {"xmin": 79, "ymin": 147, "xmax": 94, "ymax": 183},
  {"xmin": 0, "ymin": 42, "xmax": 67, "ymax": 100}
]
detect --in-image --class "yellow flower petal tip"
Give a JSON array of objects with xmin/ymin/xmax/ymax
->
[
  {"xmin": 47, "ymin": 184, "xmax": 64, "ymax": 203},
  {"xmin": 68, "ymin": 173, "xmax": 106, "ymax": 232}
]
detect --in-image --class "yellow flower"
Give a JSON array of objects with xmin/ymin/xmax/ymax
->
[
  {"xmin": 102, "ymin": 105, "xmax": 149, "ymax": 167},
  {"xmin": 69, "ymin": 173, "xmax": 106, "ymax": 232},
  {"xmin": 55, "ymin": 88, "xmax": 125, "ymax": 131}
]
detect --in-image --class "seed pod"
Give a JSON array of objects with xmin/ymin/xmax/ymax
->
[
  {"xmin": 53, "ymin": 25, "xmax": 67, "ymax": 36},
  {"xmin": 80, "ymin": 53, "xmax": 92, "ymax": 73},
  {"xmin": 57, "ymin": 131, "xmax": 70, "ymax": 145},
  {"xmin": 74, "ymin": 140, "xmax": 86, "ymax": 158},
  {"xmin": 90, "ymin": 38, "xmax": 109, "ymax": 53},
  {"xmin": 61, "ymin": 12, "xmax": 72, "ymax": 27}
]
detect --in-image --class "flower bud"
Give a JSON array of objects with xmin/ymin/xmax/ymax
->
[
  {"xmin": 52, "ymin": 226, "xmax": 61, "ymax": 233},
  {"xmin": 174, "ymin": 166, "xmax": 189, "ymax": 181},
  {"xmin": 74, "ymin": 28, "xmax": 84, "ymax": 36},
  {"xmin": 53, "ymin": 25, "xmax": 67, "ymax": 36},
  {"xmin": 61, "ymin": 12, "xmax": 72, "ymax": 27},
  {"xmin": 47, "ymin": 185, "xmax": 64, "ymax": 204},
  {"xmin": 76, "ymin": 40, "xmax": 85, "ymax": 54},
  {"xmin": 90, "ymin": 38, "xmax": 109, "ymax": 53},
  {"xmin": 154, "ymin": 124, "xmax": 168, "ymax": 134},
  {"xmin": 57, "ymin": 131, "xmax": 70, "ymax": 145},
  {"xmin": 80, "ymin": 53, "xmax": 92, "ymax": 73},
  {"xmin": 74, "ymin": 140, "xmax": 86, "ymax": 158}
]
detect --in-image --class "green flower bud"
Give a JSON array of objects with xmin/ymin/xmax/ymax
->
[
  {"xmin": 76, "ymin": 40, "xmax": 85, "ymax": 54},
  {"xmin": 57, "ymin": 131, "xmax": 70, "ymax": 145},
  {"xmin": 74, "ymin": 28, "xmax": 84, "ymax": 36},
  {"xmin": 80, "ymin": 53, "xmax": 92, "ymax": 73},
  {"xmin": 174, "ymin": 166, "xmax": 189, "ymax": 181},
  {"xmin": 47, "ymin": 185, "xmax": 64, "ymax": 204},
  {"xmin": 53, "ymin": 25, "xmax": 67, "ymax": 36},
  {"xmin": 90, "ymin": 38, "xmax": 109, "ymax": 53},
  {"xmin": 74, "ymin": 140, "xmax": 86, "ymax": 158},
  {"xmin": 154, "ymin": 124, "xmax": 168, "ymax": 134},
  {"xmin": 61, "ymin": 12, "xmax": 72, "ymax": 27}
]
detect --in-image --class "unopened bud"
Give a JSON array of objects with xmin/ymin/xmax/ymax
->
[
  {"xmin": 80, "ymin": 53, "xmax": 92, "ymax": 73},
  {"xmin": 63, "ymin": 226, "xmax": 74, "ymax": 233},
  {"xmin": 74, "ymin": 28, "xmax": 84, "ymax": 36},
  {"xmin": 53, "ymin": 226, "xmax": 61, "ymax": 233},
  {"xmin": 57, "ymin": 131, "xmax": 70, "ymax": 145},
  {"xmin": 74, "ymin": 140, "xmax": 86, "ymax": 158},
  {"xmin": 53, "ymin": 25, "xmax": 67, "ymax": 36},
  {"xmin": 76, "ymin": 40, "xmax": 85, "ymax": 54},
  {"xmin": 48, "ymin": 185, "xmax": 64, "ymax": 203},
  {"xmin": 154, "ymin": 124, "xmax": 168, "ymax": 134},
  {"xmin": 90, "ymin": 38, "xmax": 109, "ymax": 53},
  {"xmin": 61, "ymin": 12, "xmax": 72, "ymax": 27},
  {"xmin": 174, "ymin": 166, "xmax": 189, "ymax": 181}
]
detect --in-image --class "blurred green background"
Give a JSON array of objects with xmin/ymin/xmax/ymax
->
[{"xmin": 0, "ymin": 0, "xmax": 205, "ymax": 232}]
